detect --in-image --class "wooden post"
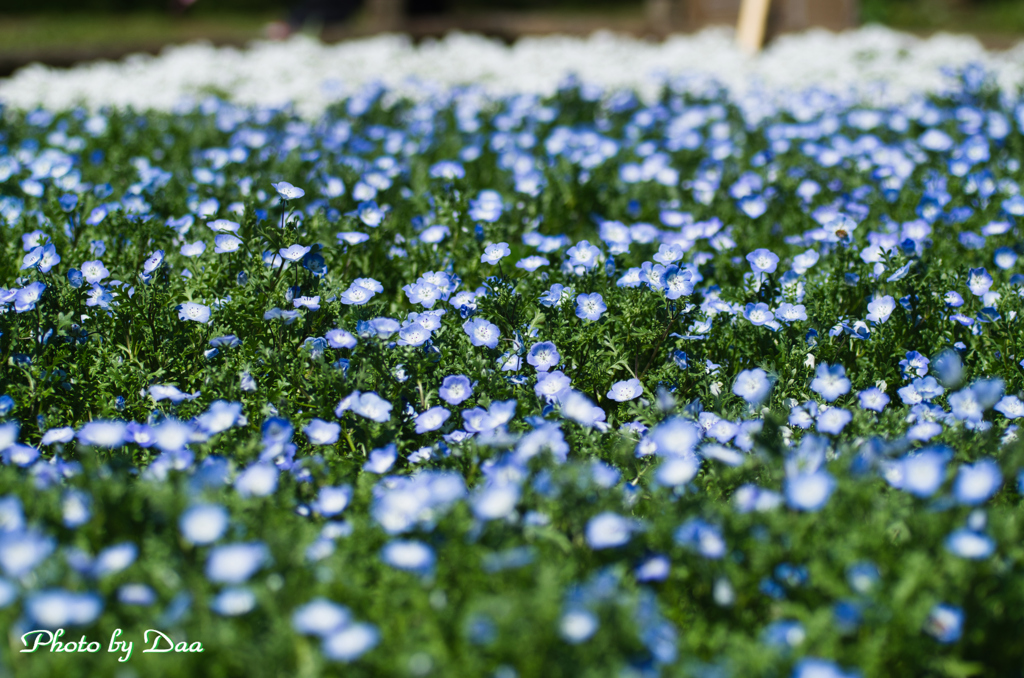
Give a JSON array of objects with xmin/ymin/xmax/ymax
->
[
  {"xmin": 645, "ymin": 0, "xmax": 674, "ymax": 37},
  {"xmin": 736, "ymin": 0, "xmax": 771, "ymax": 55}
]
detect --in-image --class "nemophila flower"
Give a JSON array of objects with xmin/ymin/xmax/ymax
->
[
  {"xmin": 890, "ymin": 448, "xmax": 949, "ymax": 497},
  {"xmin": 535, "ymin": 371, "xmax": 572, "ymax": 402},
  {"xmin": 81, "ymin": 260, "xmax": 109, "ymax": 284},
  {"xmin": 746, "ymin": 248, "xmax": 779, "ymax": 274},
  {"xmin": 272, "ymin": 181, "xmax": 305, "ymax": 200},
  {"xmin": 180, "ymin": 241, "xmax": 206, "ymax": 257},
  {"xmin": 206, "ymin": 542, "xmax": 268, "ymax": 584},
  {"xmin": 655, "ymin": 455, "xmax": 701, "ymax": 487},
  {"xmin": 480, "ymin": 242, "xmax": 511, "ymax": 264},
  {"xmin": 945, "ymin": 529, "xmax": 995, "ymax": 560},
  {"xmin": 178, "ymin": 302, "xmax": 211, "ymax": 323},
  {"xmin": 817, "ymin": 408, "xmax": 852, "ymax": 435},
  {"xmin": 925, "ymin": 604, "xmax": 963, "ymax": 643},
  {"xmin": 733, "ymin": 369, "xmax": 771, "ymax": 405},
  {"xmin": 340, "ymin": 282, "xmax": 375, "ymax": 306},
  {"xmin": 362, "ymin": 444, "xmax": 398, "ymax": 476},
  {"xmin": 280, "ymin": 244, "xmax": 311, "ymax": 262},
  {"xmin": 14, "ymin": 282, "xmax": 45, "ymax": 313},
  {"xmin": 560, "ymin": 609, "xmax": 598, "ymax": 644},
  {"xmin": 292, "ymin": 296, "xmax": 320, "ymax": 311},
  {"xmin": 561, "ymin": 391, "xmax": 607, "ymax": 430},
  {"xmin": 303, "ymin": 419, "xmax": 340, "ymax": 446},
  {"xmin": 994, "ymin": 246, "xmax": 1018, "ymax": 270},
  {"xmin": 663, "ymin": 266, "xmax": 694, "ymax": 299},
  {"xmin": 214, "ymin": 234, "xmax": 243, "ymax": 254},
  {"xmin": 0, "ymin": 529, "xmax": 55, "ymax": 577},
  {"xmin": 436, "ymin": 374, "xmax": 472, "ymax": 406},
  {"xmin": 810, "ymin": 363, "xmax": 851, "ymax": 402},
  {"xmin": 995, "ymin": 395, "xmax": 1024, "ymax": 419},
  {"xmin": 293, "ymin": 598, "xmax": 351, "ymax": 637},
  {"xmin": 25, "ymin": 590, "xmax": 103, "ymax": 628},
  {"xmin": 607, "ymin": 378, "xmax": 642, "ymax": 402},
  {"xmin": 953, "ymin": 460, "xmax": 1002, "ymax": 504},
  {"xmin": 468, "ymin": 190, "xmax": 503, "ymax": 222},
  {"xmin": 776, "ymin": 303, "xmax": 807, "ymax": 323},
  {"xmin": 566, "ymin": 240, "xmax": 600, "ymax": 269},
  {"xmin": 179, "ymin": 504, "xmax": 229, "ymax": 545},
  {"xmin": 967, "ymin": 267, "xmax": 992, "ymax": 296},
  {"xmin": 472, "ymin": 483, "xmax": 519, "ymax": 521},
  {"xmin": 675, "ymin": 518, "xmax": 726, "ymax": 559},
  {"xmin": 337, "ymin": 231, "xmax": 369, "ymax": 246},
  {"xmin": 866, "ymin": 295, "xmax": 896, "ymax": 323},
  {"xmin": 900, "ymin": 351, "xmax": 930, "ymax": 379},
  {"xmin": 92, "ymin": 542, "xmax": 138, "ymax": 577},
  {"xmin": 526, "ymin": 342, "xmax": 560, "ymax": 372},
  {"xmin": 329, "ymin": 329, "xmax": 362, "ymax": 350},
  {"xmin": 785, "ymin": 470, "xmax": 835, "ymax": 511},
  {"xmin": 337, "ymin": 391, "xmax": 392, "ymax": 423},
  {"xmin": 77, "ymin": 420, "xmax": 126, "ymax": 448},
  {"xmin": 576, "ymin": 293, "xmax": 606, "ymax": 321},
  {"xmin": 585, "ymin": 512, "xmax": 633, "ymax": 549},
  {"xmin": 415, "ymin": 406, "xmax": 451, "ymax": 434},
  {"xmin": 381, "ymin": 540, "xmax": 435, "ymax": 573},
  {"xmin": 312, "ymin": 486, "xmax": 352, "ymax": 517},
  {"xmin": 743, "ymin": 302, "xmax": 773, "ymax": 326},
  {"xmin": 516, "ymin": 255, "xmax": 548, "ymax": 271},
  {"xmin": 322, "ymin": 622, "xmax": 380, "ymax": 662},
  {"xmin": 463, "ymin": 318, "xmax": 500, "ymax": 349},
  {"xmin": 858, "ymin": 387, "xmax": 889, "ymax": 412},
  {"xmin": 211, "ymin": 587, "xmax": 256, "ymax": 617},
  {"xmin": 118, "ymin": 583, "xmax": 157, "ymax": 607},
  {"xmin": 792, "ymin": 249, "xmax": 819, "ymax": 274}
]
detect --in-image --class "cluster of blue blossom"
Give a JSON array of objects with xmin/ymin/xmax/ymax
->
[{"xmin": 0, "ymin": 63, "xmax": 1023, "ymax": 675}]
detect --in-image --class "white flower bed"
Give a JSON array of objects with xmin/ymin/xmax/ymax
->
[{"xmin": 1, "ymin": 25, "xmax": 1023, "ymax": 114}]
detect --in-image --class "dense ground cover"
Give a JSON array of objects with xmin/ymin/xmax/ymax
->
[{"xmin": 1, "ymin": 35, "xmax": 1024, "ymax": 677}]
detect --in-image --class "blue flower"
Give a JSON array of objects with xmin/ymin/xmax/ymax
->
[
  {"xmin": 180, "ymin": 504, "xmax": 229, "ymax": 545},
  {"xmin": 526, "ymin": 341, "xmax": 560, "ymax": 372},
  {"xmin": 745, "ymin": 248, "xmax": 779, "ymax": 274},
  {"xmin": 312, "ymin": 486, "xmax": 352, "ymax": 517},
  {"xmin": 953, "ymin": 459, "xmax": 1002, "ymax": 504},
  {"xmin": 463, "ymin": 318, "xmax": 500, "ymax": 349},
  {"xmin": 775, "ymin": 302, "xmax": 807, "ymax": 323},
  {"xmin": 607, "ymin": 378, "xmax": 642, "ymax": 402},
  {"xmin": 14, "ymin": 282, "xmax": 45, "ymax": 313},
  {"xmin": 322, "ymin": 623, "xmax": 380, "ymax": 662},
  {"xmin": 535, "ymin": 371, "xmax": 572, "ymax": 402},
  {"xmin": 575, "ymin": 293, "xmax": 606, "ymax": 321},
  {"xmin": 415, "ymin": 406, "xmax": 451, "ymax": 434},
  {"xmin": 566, "ymin": 240, "xmax": 601, "ymax": 269},
  {"xmin": 304, "ymin": 419, "xmax": 341, "ymax": 445},
  {"xmin": 292, "ymin": 598, "xmax": 351, "ymax": 637},
  {"xmin": 585, "ymin": 512, "xmax": 633, "ymax": 549},
  {"xmin": 178, "ymin": 302, "xmax": 211, "ymax": 323},
  {"xmin": 857, "ymin": 387, "xmax": 889, "ymax": 412},
  {"xmin": 468, "ymin": 190, "xmax": 503, "ymax": 222},
  {"xmin": 381, "ymin": 540, "xmax": 435, "ymax": 573},
  {"xmin": 945, "ymin": 529, "xmax": 995, "ymax": 559},
  {"xmin": 206, "ymin": 542, "xmax": 268, "ymax": 584},
  {"xmin": 967, "ymin": 267, "xmax": 992, "ymax": 296},
  {"xmin": 280, "ymin": 244, "xmax": 311, "ymax": 261},
  {"xmin": 340, "ymin": 281, "xmax": 376, "ymax": 305},
  {"xmin": 810, "ymin": 363, "xmax": 851, "ymax": 402},
  {"xmin": 785, "ymin": 471, "xmax": 835, "ymax": 511},
  {"xmin": 743, "ymin": 302, "xmax": 774, "ymax": 326},
  {"xmin": 925, "ymin": 604, "xmax": 963, "ymax": 643},
  {"xmin": 663, "ymin": 266, "xmax": 694, "ymax": 300},
  {"xmin": 480, "ymin": 242, "xmax": 511, "ymax": 265},
  {"xmin": 272, "ymin": 181, "xmax": 305, "ymax": 200},
  {"xmin": 560, "ymin": 609, "xmax": 598, "ymax": 644},
  {"xmin": 817, "ymin": 408, "xmax": 852, "ymax": 435},
  {"xmin": 674, "ymin": 518, "xmax": 726, "ymax": 558},
  {"xmin": 733, "ymin": 368, "xmax": 771, "ymax": 405},
  {"xmin": 211, "ymin": 587, "xmax": 257, "ymax": 616},
  {"xmin": 866, "ymin": 295, "xmax": 896, "ymax": 323},
  {"xmin": 26, "ymin": 590, "xmax": 103, "ymax": 627}
]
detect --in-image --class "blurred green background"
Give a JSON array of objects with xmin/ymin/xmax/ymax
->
[{"xmin": 0, "ymin": 0, "xmax": 1022, "ymax": 74}]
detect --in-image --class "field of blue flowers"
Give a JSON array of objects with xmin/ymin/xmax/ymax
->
[{"xmin": 0, "ymin": 60, "xmax": 1023, "ymax": 677}]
